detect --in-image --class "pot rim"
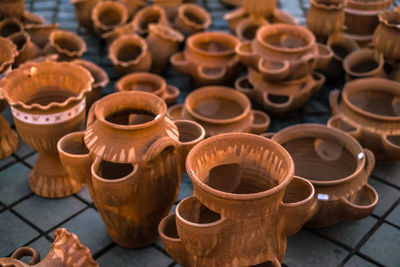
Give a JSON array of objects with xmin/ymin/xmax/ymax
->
[
  {"xmin": 91, "ymin": 0, "xmax": 128, "ymax": 31},
  {"xmin": 132, "ymin": 5, "xmax": 166, "ymax": 34},
  {"xmin": 158, "ymin": 214, "xmax": 180, "ymax": 242},
  {"xmin": 49, "ymin": 30, "xmax": 87, "ymax": 58},
  {"xmin": 187, "ymin": 31, "xmax": 239, "ymax": 57},
  {"xmin": 177, "ymin": 3, "xmax": 212, "ymax": 30},
  {"xmin": 327, "ymin": 33, "xmax": 359, "ymax": 62},
  {"xmin": 108, "ymin": 34, "xmax": 149, "ymax": 67},
  {"xmin": 343, "ymin": 48, "xmax": 384, "ymax": 78},
  {"xmin": 378, "ymin": 10, "xmax": 400, "ymax": 30},
  {"xmin": 58, "ymin": 131, "xmax": 90, "ymax": 159},
  {"xmin": 71, "ymin": 59, "xmax": 109, "ymax": 89},
  {"xmin": 311, "ymin": 0, "xmax": 344, "ymax": 10},
  {"xmin": 115, "ymin": 72, "xmax": 166, "ymax": 96},
  {"xmin": 91, "ymin": 157, "xmax": 138, "ymax": 184},
  {"xmin": 0, "ymin": 36, "xmax": 18, "ymax": 75}
]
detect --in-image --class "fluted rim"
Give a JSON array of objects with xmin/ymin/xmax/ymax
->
[
  {"xmin": 311, "ymin": 0, "xmax": 344, "ymax": 10},
  {"xmin": 187, "ymin": 31, "xmax": 239, "ymax": 57},
  {"xmin": 108, "ymin": 34, "xmax": 149, "ymax": 67},
  {"xmin": 91, "ymin": 0, "xmax": 128, "ymax": 32},
  {"xmin": 0, "ymin": 36, "xmax": 18, "ymax": 75},
  {"xmin": 49, "ymin": 30, "xmax": 87, "ymax": 58},
  {"xmin": 115, "ymin": 72, "xmax": 166, "ymax": 95},
  {"xmin": 177, "ymin": 3, "xmax": 212, "ymax": 30},
  {"xmin": 378, "ymin": 10, "xmax": 400, "ymax": 30},
  {"xmin": 71, "ymin": 59, "xmax": 109, "ymax": 89},
  {"xmin": 148, "ymin": 23, "xmax": 184, "ymax": 43}
]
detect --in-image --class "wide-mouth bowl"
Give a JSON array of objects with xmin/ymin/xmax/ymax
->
[
  {"xmin": 271, "ymin": 123, "xmax": 366, "ymax": 185},
  {"xmin": 187, "ymin": 31, "xmax": 239, "ymax": 57},
  {"xmin": 71, "ymin": 59, "xmax": 109, "ymax": 89},
  {"xmin": 343, "ymin": 49, "xmax": 383, "ymax": 77},
  {"xmin": 178, "ymin": 4, "xmax": 211, "ymax": 30},
  {"xmin": 186, "ymin": 133, "xmax": 294, "ymax": 200},
  {"xmin": 185, "ymin": 86, "xmax": 251, "ymax": 124},
  {"xmin": 50, "ymin": 30, "xmax": 87, "ymax": 57},
  {"xmin": 115, "ymin": 72, "xmax": 166, "ymax": 95},
  {"xmin": 108, "ymin": 34, "xmax": 147, "ymax": 67},
  {"xmin": 0, "ymin": 36, "xmax": 18, "ymax": 73}
]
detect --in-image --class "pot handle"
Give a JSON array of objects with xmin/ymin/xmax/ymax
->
[
  {"xmin": 167, "ymin": 103, "xmax": 184, "ymax": 120},
  {"xmin": 163, "ymin": 85, "xmax": 180, "ymax": 106},
  {"xmin": 362, "ymin": 148, "xmax": 375, "ymax": 175},
  {"xmin": 261, "ymin": 132, "xmax": 275, "ymax": 139},
  {"xmin": 234, "ymin": 75, "xmax": 257, "ymax": 99},
  {"xmin": 11, "ymin": 247, "xmax": 40, "ymax": 265},
  {"xmin": 262, "ymin": 91, "xmax": 294, "ymax": 114},
  {"xmin": 258, "ymin": 58, "xmax": 290, "ymax": 81},
  {"xmin": 143, "ymin": 136, "xmax": 177, "ymax": 163},
  {"xmin": 235, "ymin": 41, "xmax": 259, "ymax": 69},
  {"xmin": 329, "ymin": 89, "xmax": 341, "ymax": 114},
  {"xmin": 327, "ymin": 114, "xmax": 361, "ymax": 140},
  {"xmin": 311, "ymin": 72, "xmax": 326, "ymax": 93},
  {"xmin": 340, "ymin": 184, "xmax": 378, "ymax": 221},
  {"xmin": 383, "ymin": 134, "xmax": 400, "ymax": 156},
  {"xmin": 170, "ymin": 52, "xmax": 191, "ymax": 75},
  {"xmin": 250, "ymin": 110, "xmax": 270, "ymax": 135},
  {"xmin": 197, "ymin": 65, "xmax": 226, "ymax": 83}
]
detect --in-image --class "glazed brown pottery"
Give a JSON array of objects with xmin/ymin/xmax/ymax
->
[
  {"xmin": 0, "ymin": 228, "xmax": 98, "ymax": 267},
  {"xmin": 44, "ymin": 30, "xmax": 87, "ymax": 61},
  {"xmin": 25, "ymin": 23, "xmax": 60, "ymax": 54},
  {"xmin": 235, "ymin": 68, "xmax": 326, "ymax": 117},
  {"xmin": 0, "ymin": 0, "xmax": 24, "ymax": 19},
  {"xmin": 146, "ymin": 24, "xmax": 184, "ymax": 73},
  {"xmin": 306, "ymin": 0, "xmax": 345, "ymax": 43},
  {"xmin": 243, "ymin": 0, "xmax": 278, "ymax": 18},
  {"xmin": 159, "ymin": 133, "xmax": 317, "ymax": 266},
  {"xmin": 167, "ymin": 86, "xmax": 270, "ymax": 136},
  {"xmin": 235, "ymin": 17, "xmax": 269, "ymax": 41},
  {"xmin": 70, "ymin": 0, "xmax": 101, "ymax": 31},
  {"xmin": 132, "ymin": 5, "xmax": 169, "ymax": 36},
  {"xmin": 91, "ymin": 1, "xmax": 128, "ymax": 35},
  {"xmin": 57, "ymin": 91, "xmax": 205, "ymax": 248},
  {"xmin": 170, "ymin": 31, "xmax": 242, "ymax": 85},
  {"xmin": 343, "ymin": 48, "xmax": 384, "ymax": 80},
  {"xmin": 271, "ymin": 123, "xmax": 378, "ymax": 227},
  {"xmin": 108, "ymin": 34, "xmax": 152, "ymax": 75},
  {"xmin": 9, "ymin": 32, "xmax": 39, "ymax": 68},
  {"xmin": 115, "ymin": 72, "xmax": 179, "ymax": 105},
  {"xmin": 0, "ymin": 18, "xmax": 23, "ymax": 39},
  {"xmin": 0, "ymin": 61, "xmax": 93, "ymax": 198},
  {"xmin": 329, "ymin": 78, "xmax": 400, "ymax": 162},
  {"xmin": 173, "ymin": 4, "xmax": 212, "ymax": 37},
  {"xmin": 373, "ymin": 11, "xmax": 400, "ymax": 65}
]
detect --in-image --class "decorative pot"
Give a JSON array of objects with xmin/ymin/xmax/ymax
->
[
  {"xmin": 0, "ymin": 18, "xmax": 23, "ymax": 38},
  {"xmin": 91, "ymin": 1, "xmax": 128, "ymax": 35},
  {"xmin": 329, "ymin": 78, "xmax": 400, "ymax": 162},
  {"xmin": 44, "ymin": 30, "xmax": 87, "ymax": 61},
  {"xmin": 146, "ymin": 24, "xmax": 184, "ymax": 73},
  {"xmin": 108, "ymin": 34, "xmax": 152, "ymax": 75},
  {"xmin": 167, "ymin": 86, "xmax": 270, "ymax": 136},
  {"xmin": 9, "ymin": 32, "xmax": 39, "ymax": 68},
  {"xmin": 71, "ymin": 59, "xmax": 109, "ymax": 108},
  {"xmin": 25, "ymin": 23, "xmax": 60, "ymax": 54},
  {"xmin": 170, "ymin": 31, "xmax": 242, "ymax": 85},
  {"xmin": 115, "ymin": 72, "xmax": 179, "ymax": 105},
  {"xmin": 235, "ymin": 17, "xmax": 269, "ymax": 41},
  {"xmin": 343, "ymin": 48, "xmax": 384, "ymax": 80},
  {"xmin": 70, "ymin": 0, "xmax": 101, "ymax": 31},
  {"xmin": 270, "ymin": 123, "xmax": 378, "ymax": 227},
  {"xmin": 235, "ymin": 68, "xmax": 326, "ymax": 117},
  {"xmin": 132, "ymin": 5, "xmax": 169, "ymax": 36},
  {"xmin": 373, "ymin": 11, "xmax": 400, "ymax": 65},
  {"xmin": 0, "ymin": 0, "xmax": 24, "ymax": 19},
  {"xmin": 306, "ymin": 0, "xmax": 345, "ymax": 43},
  {"xmin": 0, "ymin": 228, "xmax": 98, "ymax": 267},
  {"xmin": 57, "ymin": 91, "xmax": 206, "ymax": 248},
  {"xmin": 242, "ymin": 0, "xmax": 278, "ymax": 18},
  {"xmin": 173, "ymin": 4, "xmax": 212, "ymax": 37},
  {"xmin": 21, "ymin": 12, "xmax": 45, "ymax": 26},
  {"xmin": 159, "ymin": 133, "xmax": 317, "ymax": 266},
  {"xmin": 101, "ymin": 21, "xmax": 136, "ymax": 45},
  {"xmin": 0, "ymin": 61, "xmax": 93, "ymax": 198}
]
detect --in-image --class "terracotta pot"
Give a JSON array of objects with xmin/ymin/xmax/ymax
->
[
  {"xmin": 159, "ymin": 133, "xmax": 317, "ymax": 266},
  {"xmin": 70, "ymin": 0, "xmax": 101, "ymax": 31},
  {"xmin": 373, "ymin": 11, "xmax": 400, "ymax": 65},
  {"xmin": 0, "ymin": 228, "xmax": 98, "ymax": 266},
  {"xmin": 0, "ymin": 0, "xmax": 24, "ymax": 19},
  {"xmin": 115, "ymin": 72, "xmax": 179, "ymax": 105},
  {"xmin": 21, "ymin": 12, "xmax": 45, "ymax": 26},
  {"xmin": 71, "ymin": 59, "xmax": 109, "ymax": 108},
  {"xmin": 101, "ymin": 21, "xmax": 136, "ymax": 45},
  {"xmin": 91, "ymin": 1, "xmax": 128, "ymax": 35},
  {"xmin": 235, "ymin": 68, "xmax": 326, "ymax": 117},
  {"xmin": 108, "ymin": 34, "xmax": 152, "ymax": 75},
  {"xmin": 153, "ymin": 0, "xmax": 183, "ymax": 20},
  {"xmin": 235, "ymin": 17, "xmax": 269, "ymax": 42},
  {"xmin": 0, "ymin": 18, "xmax": 23, "ymax": 39},
  {"xmin": 315, "ymin": 43, "xmax": 334, "ymax": 73},
  {"xmin": 9, "ymin": 32, "xmax": 39, "ymax": 68},
  {"xmin": 307, "ymin": 0, "xmax": 345, "ymax": 42},
  {"xmin": 170, "ymin": 31, "xmax": 242, "ymax": 85},
  {"xmin": 329, "ymin": 78, "xmax": 400, "ymax": 162},
  {"xmin": 25, "ymin": 23, "xmax": 60, "ymax": 53},
  {"xmin": 132, "ymin": 5, "xmax": 169, "ymax": 36},
  {"xmin": 271, "ymin": 123, "xmax": 378, "ymax": 227},
  {"xmin": 167, "ymin": 86, "xmax": 270, "ymax": 136},
  {"xmin": 119, "ymin": 0, "xmax": 146, "ymax": 18},
  {"xmin": 173, "ymin": 4, "xmax": 212, "ymax": 37},
  {"xmin": 243, "ymin": 0, "xmax": 278, "ymax": 18},
  {"xmin": 146, "ymin": 23, "xmax": 184, "ymax": 73},
  {"xmin": 0, "ymin": 61, "xmax": 93, "ymax": 198},
  {"xmin": 44, "ymin": 30, "xmax": 87, "ymax": 61},
  {"xmin": 343, "ymin": 48, "xmax": 384, "ymax": 80}
]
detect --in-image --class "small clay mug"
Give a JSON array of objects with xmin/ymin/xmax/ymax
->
[
  {"xmin": 343, "ymin": 48, "xmax": 384, "ymax": 80},
  {"xmin": 44, "ymin": 30, "xmax": 87, "ymax": 61},
  {"xmin": 173, "ymin": 4, "xmax": 212, "ymax": 37},
  {"xmin": 91, "ymin": 1, "xmax": 129, "ymax": 35}
]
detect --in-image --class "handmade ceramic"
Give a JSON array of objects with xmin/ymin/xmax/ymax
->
[
  {"xmin": 329, "ymin": 78, "xmax": 400, "ymax": 162},
  {"xmin": 0, "ymin": 18, "xmax": 23, "ymax": 38},
  {"xmin": 306, "ymin": 0, "xmax": 345, "ymax": 42},
  {"xmin": 153, "ymin": 0, "xmax": 183, "ymax": 20},
  {"xmin": 91, "ymin": 1, "xmax": 128, "ymax": 35},
  {"xmin": 132, "ymin": 5, "xmax": 169, "ymax": 36},
  {"xmin": 167, "ymin": 86, "xmax": 270, "ymax": 136},
  {"xmin": 0, "ymin": 0, "xmax": 24, "ymax": 19},
  {"xmin": 115, "ymin": 72, "xmax": 179, "ymax": 105},
  {"xmin": 271, "ymin": 123, "xmax": 378, "ymax": 227},
  {"xmin": 108, "ymin": 34, "xmax": 152, "ymax": 75},
  {"xmin": 235, "ymin": 68, "xmax": 326, "ymax": 117},
  {"xmin": 9, "ymin": 32, "xmax": 38, "ymax": 68},
  {"xmin": 343, "ymin": 48, "xmax": 384, "ymax": 80},
  {"xmin": 72, "ymin": 59, "xmax": 109, "ymax": 108},
  {"xmin": 70, "ymin": 0, "xmax": 101, "ymax": 31},
  {"xmin": 21, "ymin": 12, "xmax": 45, "ymax": 26},
  {"xmin": 146, "ymin": 24, "xmax": 184, "ymax": 73},
  {"xmin": 25, "ymin": 23, "xmax": 60, "ymax": 54},
  {"xmin": 159, "ymin": 133, "xmax": 317, "ymax": 266},
  {"xmin": 173, "ymin": 4, "xmax": 212, "ymax": 37},
  {"xmin": 0, "ymin": 228, "xmax": 98, "ymax": 267},
  {"xmin": 373, "ymin": 11, "xmax": 400, "ymax": 65},
  {"xmin": 101, "ymin": 21, "xmax": 136, "ymax": 45},
  {"xmin": 235, "ymin": 17, "xmax": 269, "ymax": 41},
  {"xmin": 44, "ymin": 30, "xmax": 87, "ymax": 61},
  {"xmin": 58, "ymin": 91, "xmax": 205, "ymax": 248},
  {"xmin": 315, "ymin": 43, "xmax": 334, "ymax": 73},
  {"xmin": 171, "ymin": 31, "xmax": 242, "ymax": 85},
  {"xmin": 0, "ymin": 61, "xmax": 93, "ymax": 198}
]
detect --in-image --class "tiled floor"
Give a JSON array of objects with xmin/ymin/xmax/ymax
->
[{"xmin": 0, "ymin": 0, "xmax": 399, "ymax": 266}]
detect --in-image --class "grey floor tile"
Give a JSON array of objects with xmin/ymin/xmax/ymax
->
[
  {"xmin": 177, "ymin": 173, "xmax": 193, "ymax": 202},
  {"xmin": 0, "ymin": 155, "xmax": 16, "ymax": 169},
  {"xmin": 0, "ymin": 210, "xmax": 40, "ymax": 256},
  {"xmin": 386, "ymin": 204, "xmax": 400, "ymax": 227},
  {"xmin": 14, "ymin": 139, "xmax": 34, "ymax": 158},
  {"xmin": 345, "ymin": 255, "xmax": 378, "ymax": 267},
  {"xmin": 24, "ymin": 153, "xmax": 39, "ymax": 167},
  {"xmin": 372, "ymin": 162, "xmax": 400, "ymax": 188},
  {"xmin": 76, "ymin": 185, "xmax": 93, "ymax": 204},
  {"xmin": 25, "ymin": 237, "xmax": 51, "ymax": 261},
  {"xmin": 13, "ymin": 195, "xmax": 86, "ymax": 232},
  {"xmin": 359, "ymin": 223, "xmax": 400, "ymax": 267},
  {"xmin": 369, "ymin": 179, "xmax": 399, "ymax": 216},
  {"xmin": 0, "ymin": 163, "xmax": 32, "ymax": 205},
  {"xmin": 97, "ymin": 245, "xmax": 173, "ymax": 266}
]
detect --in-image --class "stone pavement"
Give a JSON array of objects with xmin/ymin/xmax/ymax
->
[{"xmin": 0, "ymin": 0, "xmax": 399, "ymax": 266}]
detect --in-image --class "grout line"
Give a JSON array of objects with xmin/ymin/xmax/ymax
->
[
  {"xmin": 44, "ymin": 206, "xmax": 91, "ymax": 235},
  {"xmin": 370, "ymin": 174, "xmax": 400, "ymax": 190},
  {"xmin": 93, "ymin": 242, "xmax": 116, "ymax": 260}
]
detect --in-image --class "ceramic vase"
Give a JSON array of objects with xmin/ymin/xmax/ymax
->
[
  {"xmin": 343, "ymin": 48, "xmax": 384, "ymax": 80},
  {"xmin": 373, "ymin": 11, "xmax": 400, "ymax": 65},
  {"xmin": 44, "ymin": 30, "xmax": 87, "ymax": 61},
  {"xmin": 0, "ymin": 18, "xmax": 23, "ymax": 38},
  {"xmin": 0, "ymin": 61, "xmax": 93, "ymax": 198},
  {"xmin": 91, "ymin": 1, "xmax": 128, "ymax": 35},
  {"xmin": 25, "ymin": 23, "xmax": 60, "ymax": 55},
  {"xmin": 159, "ymin": 133, "xmax": 317, "ymax": 266},
  {"xmin": 132, "ymin": 5, "xmax": 169, "ymax": 36},
  {"xmin": 70, "ymin": 0, "xmax": 101, "ymax": 31},
  {"xmin": 173, "ymin": 4, "xmax": 212, "ymax": 37},
  {"xmin": 0, "ymin": 0, "xmax": 24, "ymax": 19},
  {"xmin": 9, "ymin": 32, "xmax": 39, "ymax": 68},
  {"xmin": 0, "ymin": 228, "xmax": 98, "ymax": 266}
]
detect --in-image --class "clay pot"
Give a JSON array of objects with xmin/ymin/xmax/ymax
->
[
  {"xmin": 343, "ymin": 48, "xmax": 384, "ymax": 80},
  {"xmin": 159, "ymin": 133, "xmax": 317, "ymax": 266},
  {"xmin": 0, "ymin": 35, "xmax": 17, "ymax": 80},
  {"xmin": 235, "ymin": 17, "xmax": 269, "ymax": 41},
  {"xmin": 101, "ymin": 21, "xmax": 136, "ymax": 45},
  {"xmin": 235, "ymin": 68, "xmax": 326, "ymax": 117},
  {"xmin": 44, "ymin": 30, "xmax": 87, "ymax": 61},
  {"xmin": 0, "ymin": 61, "xmax": 93, "ymax": 198},
  {"xmin": 270, "ymin": 123, "xmax": 378, "ymax": 227},
  {"xmin": 306, "ymin": 0, "xmax": 345, "ymax": 42},
  {"xmin": 173, "ymin": 4, "xmax": 212, "ymax": 37},
  {"xmin": 329, "ymin": 78, "xmax": 400, "ymax": 162},
  {"xmin": 70, "ymin": 0, "xmax": 101, "ymax": 31},
  {"xmin": 108, "ymin": 34, "xmax": 152, "ymax": 75},
  {"xmin": 0, "ymin": 0, "xmax": 24, "ymax": 19},
  {"xmin": 0, "ymin": 18, "xmax": 23, "ymax": 38},
  {"xmin": 91, "ymin": 1, "xmax": 128, "ymax": 35},
  {"xmin": 146, "ymin": 24, "xmax": 184, "ymax": 73},
  {"xmin": 115, "ymin": 72, "xmax": 179, "ymax": 105},
  {"xmin": 167, "ymin": 86, "xmax": 270, "ymax": 136},
  {"xmin": 243, "ymin": 0, "xmax": 278, "ymax": 18},
  {"xmin": 25, "ymin": 23, "xmax": 60, "ymax": 54},
  {"xmin": 119, "ymin": 0, "xmax": 146, "ymax": 18},
  {"xmin": 21, "ymin": 12, "xmax": 45, "ymax": 26},
  {"xmin": 153, "ymin": 0, "xmax": 183, "ymax": 20},
  {"xmin": 373, "ymin": 11, "xmax": 400, "ymax": 65},
  {"xmin": 132, "ymin": 5, "xmax": 169, "ymax": 36},
  {"xmin": 315, "ymin": 43, "xmax": 334, "ymax": 73},
  {"xmin": 170, "ymin": 31, "xmax": 242, "ymax": 85},
  {"xmin": 9, "ymin": 32, "xmax": 37, "ymax": 68},
  {"xmin": 71, "ymin": 59, "xmax": 109, "ymax": 108},
  {"xmin": 0, "ymin": 228, "xmax": 98, "ymax": 266}
]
